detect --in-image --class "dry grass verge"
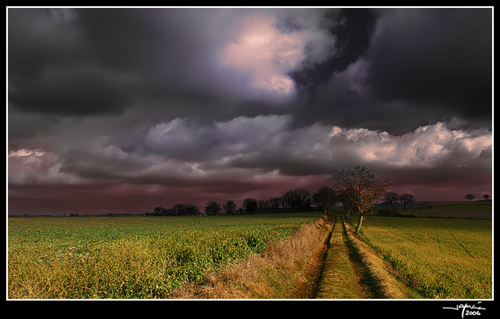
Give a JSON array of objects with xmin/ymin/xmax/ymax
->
[{"xmin": 167, "ymin": 215, "xmax": 333, "ymax": 299}]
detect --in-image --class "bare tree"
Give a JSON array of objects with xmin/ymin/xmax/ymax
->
[
  {"xmin": 384, "ymin": 192, "xmax": 400, "ymax": 210},
  {"xmin": 465, "ymin": 193, "xmax": 475, "ymax": 202},
  {"xmin": 292, "ymin": 188, "xmax": 312, "ymax": 209},
  {"xmin": 205, "ymin": 201, "xmax": 222, "ymax": 216},
  {"xmin": 243, "ymin": 198, "xmax": 258, "ymax": 212},
  {"xmin": 399, "ymin": 193, "xmax": 415, "ymax": 210},
  {"xmin": 334, "ymin": 165, "xmax": 391, "ymax": 234},
  {"xmin": 153, "ymin": 206, "xmax": 167, "ymax": 216},
  {"xmin": 281, "ymin": 191, "xmax": 293, "ymax": 209},
  {"xmin": 223, "ymin": 200, "xmax": 237, "ymax": 214},
  {"xmin": 258, "ymin": 199, "xmax": 271, "ymax": 211},
  {"xmin": 270, "ymin": 197, "xmax": 281, "ymax": 210},
  {"xmin": 172, "ymin": 203, "xmax": 200, "ymax": 216},
  {"xmin": 313, "ymin": 185, "xmax": 338, "ymax": 216},
  {"xmin": 265, "ymin": 199, "xmax": 273, "ymax": 210},
  {"xmin": 281, "ymin": 188, "xmax": 311, "ymax": 210}
]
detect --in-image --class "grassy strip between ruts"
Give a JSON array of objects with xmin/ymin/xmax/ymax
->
[{"xmin": 314, "ymin": 215, "xmax": 359, "ymax": 299}]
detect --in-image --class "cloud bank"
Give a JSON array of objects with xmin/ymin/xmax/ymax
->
[
  {"xmin": 8, "ymin": 7, "xmax": 492, "ymax": 214},
  {"xmin": 8, "ymin": 116, "xmax": 492, "ymax": 213}
]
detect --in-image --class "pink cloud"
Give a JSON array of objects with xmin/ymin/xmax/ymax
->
[
  {"xmin": 329, "ymin": 122, "xmax": 492, "ymax": 168},
  {"xmin": 8, "ymin": 148, "xmax": 79, "ymax": 185},
  {"xmin": 218, "ymin": 12, "xmax": 334, "ymax": 95}
]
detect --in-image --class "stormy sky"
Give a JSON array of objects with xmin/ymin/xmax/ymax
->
[{"xmin": 8, "ymin": 7, "xmax": 493, "ymax": 215}]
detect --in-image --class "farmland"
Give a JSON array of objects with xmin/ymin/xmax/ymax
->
[
  {"xmin": 8, "ymin": 213, "xmax": 321, "ymax": 299},
  {"xmin": 355, "ymin": 216, "xmax": 492, "ymax": 299},
  {"xmin": 7, "ymin": 205, "xmax": 493, "ymax": 299},
  {"xmin": 402, "ymin": 202, "xmax": 492, "ymax": 219}
]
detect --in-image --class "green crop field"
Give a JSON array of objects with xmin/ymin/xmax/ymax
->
[
  {"xmin": 8, "ymin": 212, "xmax": 320, "ymax": 299},
  {"xmin": 356, "ymin": 216, "xmax": 492, "ymax": 299},
  {"xmin": 8, "ymin": 210, "xmax": 493, "ymax": 299},
  {"xmin": 403, "ymin": 202, "xmax": 492, "ymax": 219}
]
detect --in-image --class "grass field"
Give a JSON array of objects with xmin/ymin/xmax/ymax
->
[
  {"xmin": 356, "ymin": 216, "xmax": 492, "ymax": 299},
  {"xmin": 8, "ymin": 213, "xmax": 320, "ymax": 299},
  {"xmin": 8, "ymin": 206, "xmax": 493, "ymax": 299},
  {"xmin": 398, "ymin": 202, "xmax": 492, "ymax": 219}
]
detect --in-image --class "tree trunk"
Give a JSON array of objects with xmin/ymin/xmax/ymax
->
[{"xmin": 355, "ymin": 214, "xmax": 364, "ymax": 234}]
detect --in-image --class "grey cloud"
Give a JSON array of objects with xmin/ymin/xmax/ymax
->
[
  {"xmin": 8, "ymin": 106, "xmax": 54, "ymax": 139},
  {"xmin": 29, "ymin": 115, "xmax": 491, "ymax": 188},
  {"xmin": 289, "ymin": 9, "xmax": 377, "ymax": 92},
  {"xmin": 8, "ymin": 8, "xmax": 86, "ymax": 79},
  {"xmin": 141, "ymin": 115, "xmax": 294, "ymax": 162},
  {"xmin": 366, "ymin": 8, "xmax": 492, "ymax": 123},
  {"xmin": 9, "ymin": 65, "xmax": 141, "ymax": 115},
  {"xmin": 8, "ymin": 8, "xmax": 142, "ymax": 116},
  {"xmin": 7, "ymin": 8, "xmax": 492, "ymax": 214},
  {"xmin": 8, "ymin": 8, "xmax": 492, "ymax": 132},
  {"xmin": 290, "ymin": 8, "xmax": 491, "ymax": 134}
]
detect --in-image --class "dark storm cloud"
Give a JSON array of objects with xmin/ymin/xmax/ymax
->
[
  {"xmin": 290, "ymin": 8, "xmax": 377, "ymax": 91},
  {"xmin": 7, "ymin": 7, "xmax": 492, "ymax": 214},
  {"xmin": 72, "ymin": 8, "xmax": 251, "ymax": 103},
  {"xmin": 9, "ymin": 65, "xmax": 141, "ymax": 115},
  {"xmin": 8, "ymin": 9, "xmax": 84, "ymax": 79},
  {"xmin": 366, "ymin": 9, "xmax": 492, "ymax": 121},
  {"xmin": 8, "ymin": 8, "xmax": 143, "ymax": 116},
  {"xmin": 8, "ymin": 8, "xmax": 227, "ymax": 117},
  {"xmin": 8, "ymin": 8, "xmax": 492, "ymax": 129},
  {"xmin": 290, "ymin": 8, "xmax": 492, "ymax": 134},
  {"xmin": 8, "ymin": 8, "xmax": 338, "ymax": 120}
]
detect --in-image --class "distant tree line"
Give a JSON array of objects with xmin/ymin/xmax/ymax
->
[
  {"xmin": 146, "ymin": 203, "xmax": 201, "ymax": 216},
  {"xmin": 146, "ymin": 166, "xmax": 389, "ymax": 228},
  {"xmin": 144, "ymin": 165, "xmax": 391, "ymax": 235},
  {"xmin": 465, "ymin": 193, "xmax": 490, "ymax": 202},
  {"xmin": 146, "ymin": 187, "xmax": 322, "ymax": 217},
  {"xmin": 384, "ymin": 192, "xmax": 416, "ymax": 210},
  {"xmin": 145, "ymin": 187, "xmax": 316, "ymax": 217},
  {"xmin": 139, "ymin": 165, "xmax": 493, "ymax": 234},
  {"xmin": 240, "ymin": 188, "xmax": 314, "ymax": 214},
  {"xmin": 145, "ymin": 165, "xmax": 414, "ymax": 234}
]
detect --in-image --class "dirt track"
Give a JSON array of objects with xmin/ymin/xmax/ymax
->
[{"xmin": 312, "ymin": 215, "xmax": 419, "ymax": 299}]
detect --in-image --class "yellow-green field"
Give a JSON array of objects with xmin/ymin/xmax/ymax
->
[
  {"xmin": 356, "ymin": 217, "xmax": 492, "ymax": 299},
  {"xmin": 402, "ymin": 202, "xmax": 492, "ymax": 219},
  {"xmin": 8, "ymin": 211, "xmax": 493, "ymax": 299},
  {"xmin": 8, "ymin": 213, "xmax": 320, "ymax": 299}
]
